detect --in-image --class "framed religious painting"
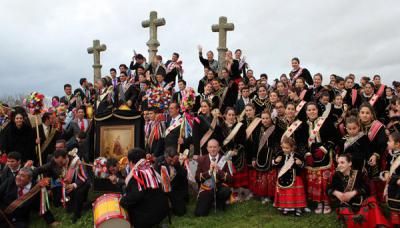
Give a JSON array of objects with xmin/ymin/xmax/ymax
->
[
  {"xmin": 93, "ymin": 113, "xmax": 143, "ymax": 161},
  {"xmin": 99, "ymin": 125, "xmax": 135, "ymax": 160}
]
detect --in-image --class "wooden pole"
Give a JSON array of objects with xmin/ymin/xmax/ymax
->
[{"xmin": 35, "ymin": 115, "xmax": 42, "ymax": 166}]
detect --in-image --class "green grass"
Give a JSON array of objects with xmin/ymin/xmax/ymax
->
[{"xmin": 30, "ymin": 192, "xmax": 340, "ymax": 228}]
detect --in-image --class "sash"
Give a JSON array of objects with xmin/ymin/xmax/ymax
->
[
  {"xmin": 322, "ymin": 103, "xmax": 332, "ymax": 118},
  {"xmin": 344, "ymin": 170, "xmax": 358, "ymax": 192},
  {"xmin": 223, "ymin": 122, "xmax": 243, "ymax": 146},
  {"xmin": 308, "ymin": 117, "xmax": 327, "ymax": 146},
  {"xmin": 295, "ymin": 100, "xmax": 306, "ymax": 117},
  {"xmin": 200, "ymin": 117, "xmax": 218, "ymax": 148},
  {"xmin": 5, "ymin": 183, "xmax": 42, "ymax": 214},
  {"xmin": 238, "ymin": 109, "xmax": 246, "ymax": 122},
  {"xmin": 344, "ymin": 132, "xmax": 365, "ymax": 151},
  {"xmin": 218, "ymin": 151, "xmax": 235, "ymax": 175},
  {"xmin": 40, "ymin": 127, "xmax": 57, "ymax": 154},
  {"xmin": 351, "ymin": 89, "xmax": 358, "ymax": 106},
  {"xmin": 96, "ymin": 86, "xmax": 113, "ymax": 108},
  {"xmin": 160, "ymin": 165, "xmax": 171, "ymax": 193},
  {"xmin": 165, "ymin": 117, "xmax": 183, "ymax": 136},
  {"xmin": 389, "ymin": 153, "xmax": 400, "ymax": 177},
  {"xmin": 369, "ymin": 94, "xmax": 380, "ymax": 107},
  {"xmin": 219, "ymin": 81, "xmax": 233, "ymax": 110},
  {"xmin": 376, "ymin": 84, "xmax": 385, "ymax": 98},
  {"xmin": 299, "ymin": 89, "xmax": 307, "ymax": 101},
  {"xmin": 367, "ymin": 120, "xmax": 384, "ymax": 141},
  {"xmin": 291, "ymin": 68, "xmax": 303, "ymax": 82},
  {"xmin": 281, "ymin": 120, "xmax": 302, "ymax": 141},
  {"xmin": 278, "ymin": 154, "xmax": 294, "ymax": 178},
  {"xmin": 245, "ymin": 118, "xmax": 261, "ymax": 139},
  {"xmin": 257, "ymin": 125, "xmax": 275, "ymax": 154}
]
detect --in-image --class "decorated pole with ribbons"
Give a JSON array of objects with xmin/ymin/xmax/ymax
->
[{"xmin": 25, "ymin": 91, "xmax": 50, "ymax": 215}]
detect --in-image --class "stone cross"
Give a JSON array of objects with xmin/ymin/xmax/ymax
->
[
  {"xmin": 211, "ymin": 16, "xmax": 234, "ymax": 75},
  {"xmin": 87, "ymin": 40, "xmax": 107, "ymax": 82},
  {"xmin": 142, "ymin": 11, "xmax": 166, "ymax": 62}
]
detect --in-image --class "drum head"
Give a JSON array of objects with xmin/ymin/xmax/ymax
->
[{"xmin": 99, "ymin": 218, "xmax": 130, "ymax": 228}]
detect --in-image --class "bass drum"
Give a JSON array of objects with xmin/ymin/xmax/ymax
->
[{"xmin": 93, "ymin": 193, "xmax": 130, "ymax": 228}]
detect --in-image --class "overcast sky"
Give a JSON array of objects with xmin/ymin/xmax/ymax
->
[{"xmin": 1, "ymin": 0, "xmax": 399, "ymax": 97}]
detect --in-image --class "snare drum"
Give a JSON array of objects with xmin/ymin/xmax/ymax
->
[{"xmin": 93, "ymin": 193, "xmax": 130, "ymax": 228}]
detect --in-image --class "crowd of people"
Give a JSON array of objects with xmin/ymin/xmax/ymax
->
[{"xmin": 1, "ymin": 47, "xmax": 400, "ymax": 228}]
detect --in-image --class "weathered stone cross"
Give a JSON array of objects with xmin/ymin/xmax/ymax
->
[
  {"xmin": 142, "ymin": 11, "xmax": 166, "ymax": 62},
  {"xmin": 87, "ymin": 40, "xmax": 107, "ymax": 82},
  {"xmin": 211, "ymin": 16, "xmax": 234, "ymax": 75}
]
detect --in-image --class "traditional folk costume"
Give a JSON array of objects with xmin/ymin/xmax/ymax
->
[
  {"xmin": 194, "ymin": 153, "xmax": 232, "ymax": 216},
  {"xmin": 305, "ymin": 116, "xmax": 340, "ymax": 203},
  {"xmin": 193, "ymin": 94, "xmax": 220, "ymax": 113},
  {"xmin": 252, "ymin": 96, "xmax": 272, "ymax": 116},
  {"xmin": 290, "ymin": 99, "xmax": 308, "ymax": 122},
  {"xmin": 360, "ymin": 92, "xmax": 387, "ymax": 123},
  {"xmin": 361, "ymin": 120, "xmax": 388, "ymax": 201},
  {"xmin": 144, "ymin": 119, "xmax": 166, "ymax": 158},
  {"xmin": 33, "ymin": 153, "xmax": 90, "ymax": 220},
  {"xmin": 248, "ymin": 124, "xmax": 283, "ymax": 198},
  {"xmin": 0, "ymin": 176, "xmax": 56, "ymax": 227},
  {"xmin": 328, "ymin": 170, "xmax": 389, "ymax": 228},
  {"xmin": 273, "ymin": 151, "xmax": 307, "ymax": 210},
  {"xmin": 331, "ymin": 104, "xmax": 347, "ymax": 136},
  {"xmin": 95, "ymin": 85, "xmax": 114, "ymax": 117},
  {"xmin": 192, "ymin": 113, "xmax": 219, "ymax": 156},
  {"xmin": 340, "ymin": 132, "xmax": 371, "ymax": 172},
  {"xmin": 164, "ymin": 115, "xmax": 192, "ymax": 154},
  {"xmin": 120, "ymin": 159, "xmax": 169, "ymax": 227},
  {"xmin": 155, "ymin": 159, "xmax": 189, "ymax": 216},
  {"xmin": 218, "ymin": 121, "xmax": 247, "ymax": 188},
  {"xmin": 343, "ymin": 88, "xmax": 362, "ymax": 110},
  {"xmin": 383, "ymin": 150, "xmax": 400, "ymax": 225},
  {"xmin": 289, "ymin": 68, "xmax": 313, "ymax": 86}
]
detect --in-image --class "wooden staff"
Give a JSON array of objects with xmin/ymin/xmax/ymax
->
[{"xmin": 35, "ymin": 115, "xmax": 42, "ymax": 166}]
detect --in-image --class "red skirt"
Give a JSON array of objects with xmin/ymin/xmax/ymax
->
[
  {"xmin": 232, "ymin": 165, "xmax": 249, "ymax": 188},
  {"xmin": 273, "ymin": 176, "xmax": 307, "ymax": 209},
  {"xmin": 306, "ymin": 164, "xmax": 334, "ymax": 203},
  {"xmin": 248, "ymin": 168, "xmax": 277, "ymax": 198},
  {"xmin": 368, "ymin": 178, "xmax": 385, "ymax": 203},
  {"xmin": 391, "ymin": 210, "xmax": 400, "ymax": 225},
  {"xmin": 337, "ymin": 196, "xmax": 389, "ymax": 228}
]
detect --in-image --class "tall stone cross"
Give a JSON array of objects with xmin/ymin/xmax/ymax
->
[
  {"xmin": 142, "ymin": 11, "xmax": 166, "ymax": 62},
  {"xmin": 87, "ymin": 40, "xmax": 107, "ymax": 82},
  {"xmin": 211, "ymin": 16, "xmax": 234, "ymax": 76}
]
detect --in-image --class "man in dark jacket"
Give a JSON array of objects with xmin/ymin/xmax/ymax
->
[{"xmin": 120, "ymin": 148, "xmax": 169, "ymax": 228}]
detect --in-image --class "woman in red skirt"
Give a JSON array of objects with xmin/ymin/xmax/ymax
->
[
  {"xmin": 217, "ymin": 107, "xmax": 248, "ymax": 201},
  {"xmin": 304, "ymin": 102, "xmax": 340, "ymax": 214},
  {"xmin": 249, "ymin": 110, "xmax": 283, "ymax": 204},
  {"xmin": 328, "ymin": 154, "xmax": 389, "ymax": 228},
  {"xmin": 242, "ymin": 103, "xmax": 262, "ymax": 200},
  {"xmin": 273, "ymin": 136, "xmax": 307, "ymax": 216}
]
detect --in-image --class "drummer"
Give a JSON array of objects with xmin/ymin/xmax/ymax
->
[{"xmin": 120, "ymin": 148, "xmax": 169, "ymax": 228}]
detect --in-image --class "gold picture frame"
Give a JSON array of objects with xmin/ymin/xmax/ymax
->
[{"xmin": 99, "ymin": 125, "xmax": 135, "ymax": 160}]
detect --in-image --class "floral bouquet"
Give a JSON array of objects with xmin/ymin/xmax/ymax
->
[
  {"xmin": 180, "ymin": 87, "xmax": 196, "ymax": 112},
  {"xmin": 25, "ymin": 92, "xmax": 45, "ymax": 115},
  {"xmin": 147, "ymin": 87, "xmax": 171, "ymax": 112}
]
